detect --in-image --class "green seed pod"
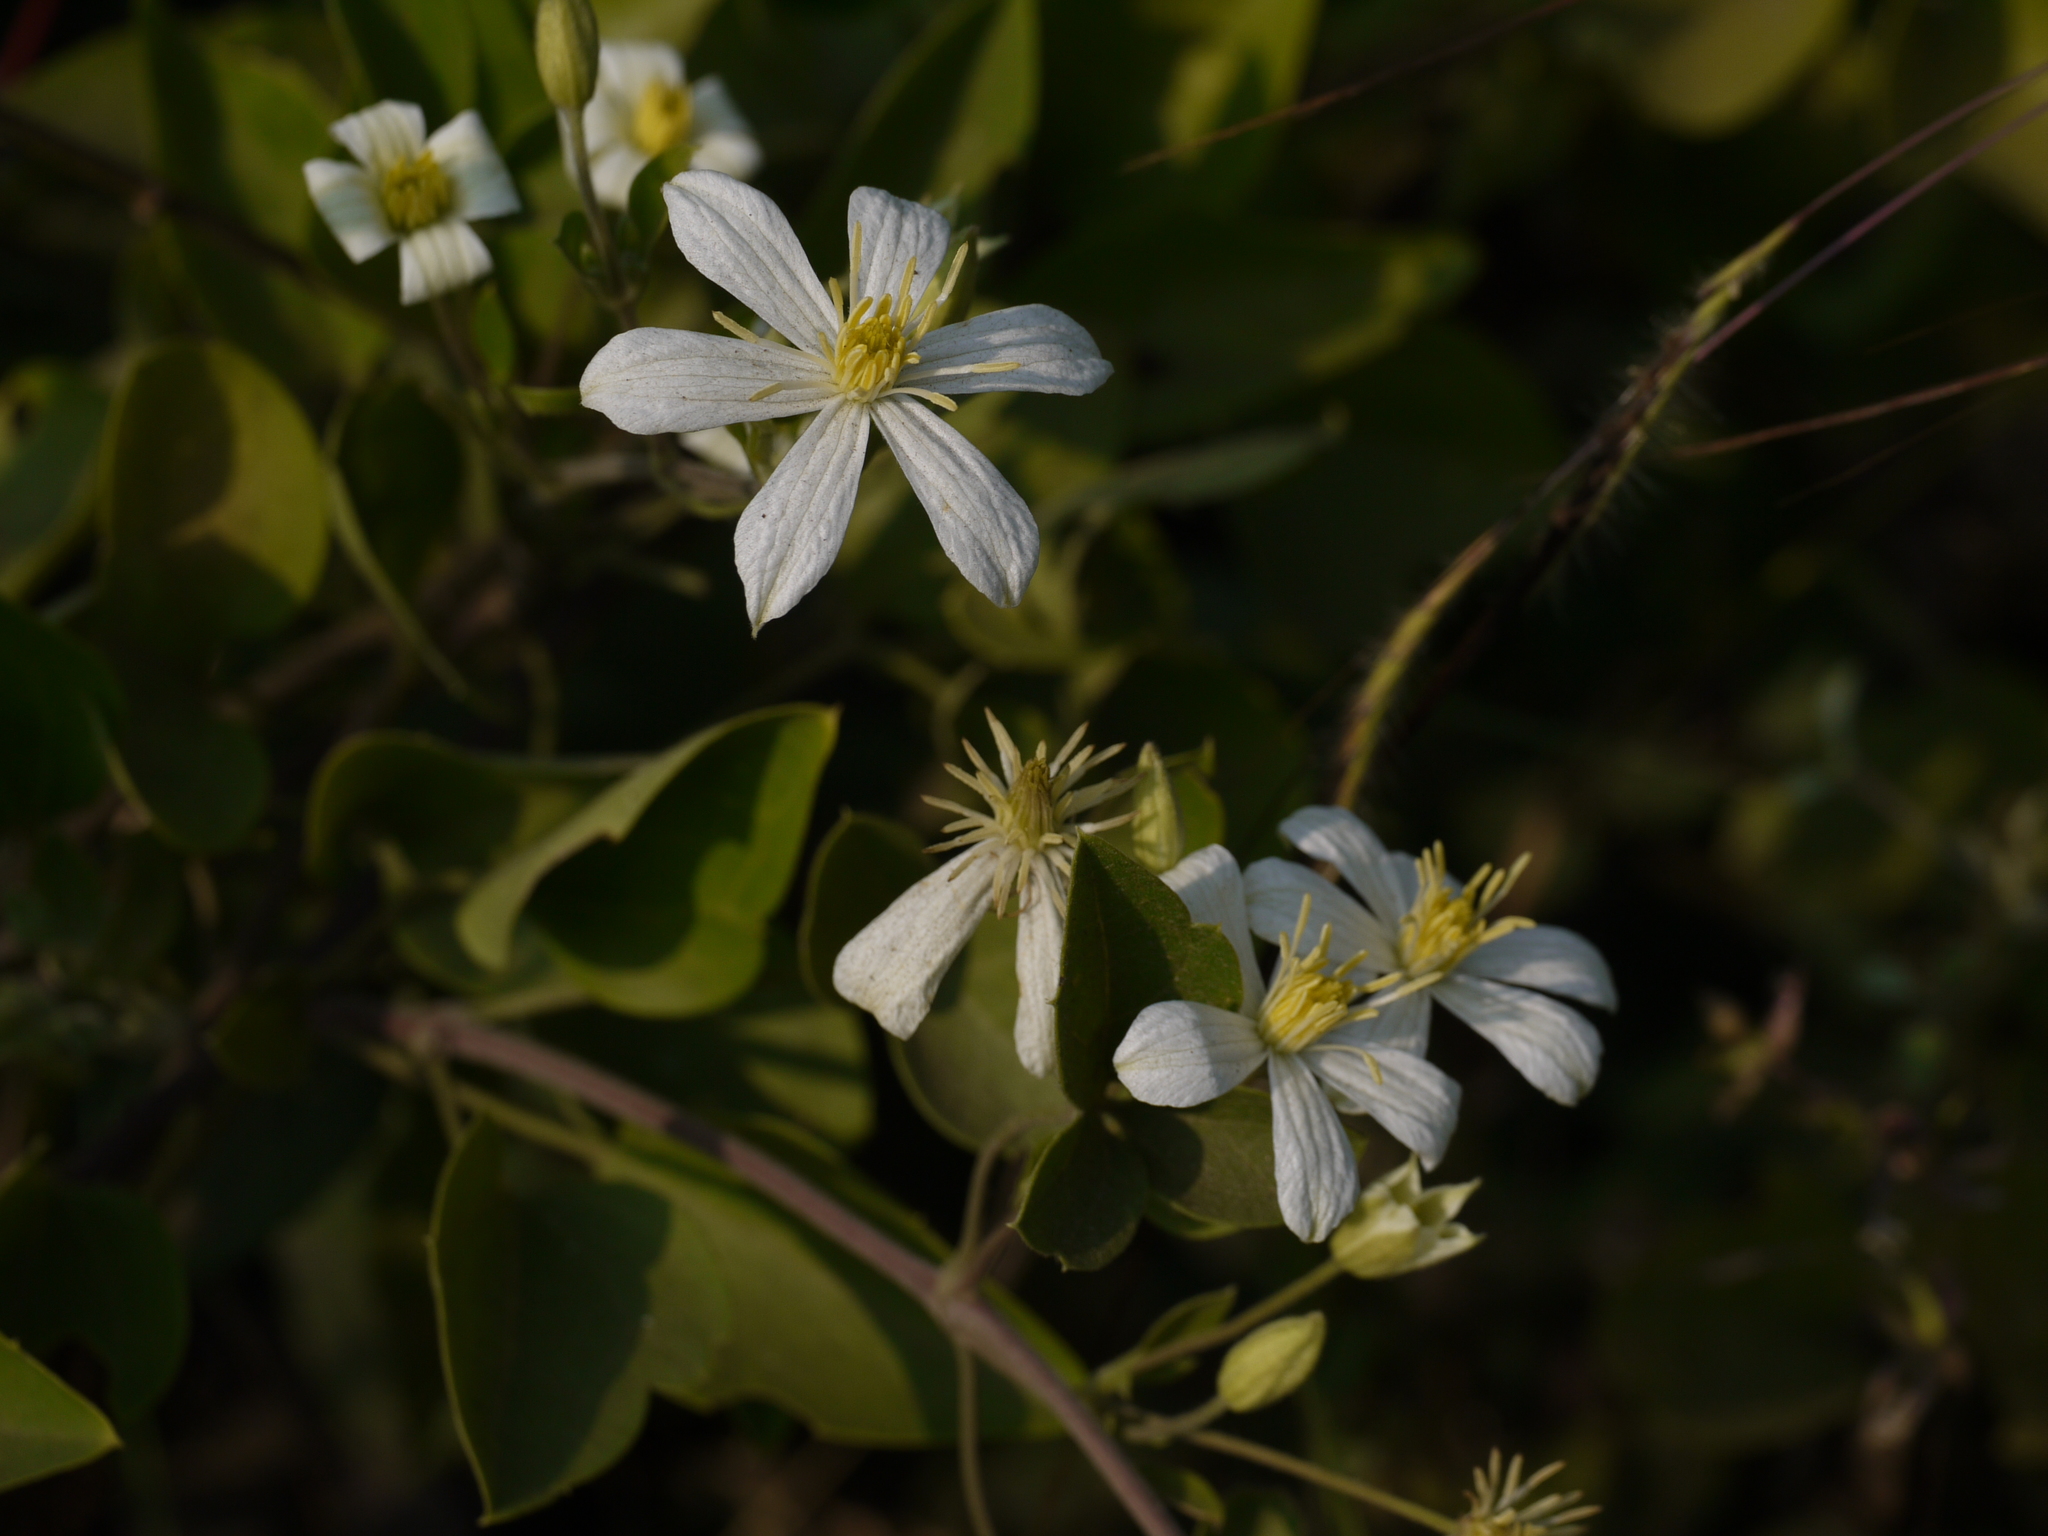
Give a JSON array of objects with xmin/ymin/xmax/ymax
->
[
  {"xmin": 1216, "ymin": 1312, "xmax": 1325, "ymax": 1413},
  {"xmin": 535, "ymin": 0, "xmax": 600, "ymax": 111}
]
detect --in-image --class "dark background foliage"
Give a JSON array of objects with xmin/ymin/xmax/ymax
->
[{"xmin": 4, "ymin": 0, "xmax": 2048, "ymax": 1532}]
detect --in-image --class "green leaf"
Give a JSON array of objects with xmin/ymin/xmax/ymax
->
[
  {"xmin": 103, "ymin": 682, "xmax": 269, "ymax": 854},
  {"xmin": 1119, "ymin": 1089, "xmax": 1284, "ymax": 1231},
  {"xmin": 804, "ymin": 0, "xmax": 1039, "ymax": 254},
  {"xmin": 459, "ymin": 706, "xmax": 838, "ymax": 1018},
  {"xmin": 1053, "ymin": 834, "xmax": 1241, "ymax": 1108},
  {"xmin": 592, "ymin": 0, "xmax": 725, "ymax": 52},
  {"xmin": 0, "ymin": 600, "xmax": 120, "ymax": 829},
  {"xmin": 0, "ymin": 1335, "xmax": 120, "ymax": 1494},
  {"xmin": 464, "ymin": 0, "xmax": 550, "ymax": 143},
  {"xmin": 1141, "ymin": 1460, "xmax": 1226, "ymax": 1529},
  {"xmin": 797, "ymin": 811, "xmax": 933, "ymax": 1004},
  {"xmin": 335, "ymin": 379, "xmax": 465, "ymax": 597},
  {"xmin": 890, "ymin": 913, "xmax": 1073, "ymax": 1149},
  {"xmin": 1103, "ymin": 1284, "xmax": 1237, "ymax": 1393},
  {"xmin": 208, "ymin": 983, "xmax": 313, "ymax": 1091},
  {"xmin": 469, "ymin": 284, "xmax": 518, "ymax": 387},
  {"xmin": 1222, "ymin": 1486, "xmax": 1307, "ymax": 1536},
  {"xmin": 1012, "ymin": 1112, "xmax": 1148, "ymax": 1271},
  {"xmin": 429, "ymin": 1119, "xmax": 727, "ymax": 1522},
  {"xmin": 1614, "ymin": 0, "xmax": 1852, "ymax": 138},
  {"xmin": 99, "ymin": 339, "xmax": 329, "ymax": 643},
  {"xmin": 607, "ymin": 1122, "xmax": 1076, "ymax": 1443},
  {"xmin": 0, "ymin": 363, "xmax": 108, "ymax": 601},
  {"xmin": 0, "ymin": 1173, "xmax": 188, "ymax": 1421},
  {"xmin": 1036, "ymin": 416, "xmax": 1345, "ymax": 526},
  {"xmin": 329, "ymin": 0, "xmax": 477, "ymax": 125}
]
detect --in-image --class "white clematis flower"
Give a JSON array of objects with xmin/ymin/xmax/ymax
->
[
  {"xmin": 1244, "ymin": 806, "xmax": 1615, "ymax": 1107},
  {"xmin": 833, "ymin": 711, "xmax": 1129, "ymax": 1077},
  {"xmin": 303, "ymin": 101, "xmax": 520, "ymax": 306},
  {"xmin": 580, "ymin": 173, "xmax": 1113, "ymax": 629},
  {"xmin": 1113, "ymin": 845, "xmax": 1463, "ymax": 1244},
  {"xmin": 581, "ymin": 42, "xmax": 762, "ymax": 208}
]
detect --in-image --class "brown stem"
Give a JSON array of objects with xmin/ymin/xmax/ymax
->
[{"xmin": 342, "ymin": 1002, "xmax": 1182, "ymax": 1536}]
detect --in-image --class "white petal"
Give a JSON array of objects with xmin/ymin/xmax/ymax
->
[
  {"xmin": 664, "ymin": 171, "xmax": 839, "ymax": 355},
  {"xmin": 580, "ymin": 328, "xmax": 833, "ymax": 434},
  {"xmin": 398, "ymin": 220, "xmax": 492, "ymax": 305},
  {"xmin": 901, "ymin": 305, "xmax": 1113, "ymax": 397},
  {"xmin": 848, "ymin": 186, "xmax": 951, "ymax": 314},
  {"xmin": 1269, "ymin": 1052, "xmax": 1357, "ymax": 1243},
  {"xmin": 1355, "ymin": 988, "xmax": 1429, "ymax": 1053},
  {"xmin": 427, "ymin": 110, "xmax": 519, "ymax": 221},
  {"xmin": 1242, "ymin": 859, "xmax": 1390, "ymax": 972},
  {"xmin": 1434, "ymin": 975, "xmax": 1603, "ymax": 1105},
  {"xmin": 689, "ymin": 78, "xmax": 761, "ymax": 180},
  {"xmin": 869, "ymin": 396, "xmax": 1037, "ymax": 608},
  {"xmin": 303, "ymin": 160, "xmax": 392, "ymax": 262},
  {"xmin": 732, "ymin": 397, "xmax": 871, "ymax": 628},
  {"xmin": 680, "ymin": 426, "xmax": 753, "ymax": 478},
  {"xmin": 588, "ymin": 139, "xmax": 650, "ymax": 210},
  {"xmin": 582, "ymin": 67, "xmax": 634, "ymax": 161},
  {"xmin": 1304, "ymin": 1036, "xmax": 1460, "ymax": 1169},
  {"xmin": 1014, "ymin": 882, "xmax": 1063, "ymax": 1077},
  {"xmin": 832, "ymin": 854, "xmax": 994, "ymax": 1039},
  {"xmin": 1460, "ymin": 924, "xmax": 1616, "ymax": 1010},
  {"xmin": 600, "ymin": 40, "xmax": 684, "ymax": 101},
  {"xmin": 1279, "ymin": 805, "xmax": 1415, "ymax": 926},
  {"xmin": 331, "ymin": 100, "xmax": 425, "ymax": 170},
  {"xmin": 1113, "ymin": 1001, "xmax": 1266, "ymax": 1107},
  {"xmin": 1161, "ymin": 845, "xmax": 1262, "ymax": 1014}
]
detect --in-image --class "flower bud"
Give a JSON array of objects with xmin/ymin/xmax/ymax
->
[
  {"xmin": 535, "ymin": 0, "xmax": 600, "ymax": 110},
  {"xmin": 1216, "ymin": 1311, "xmax": 1325, "ymax": 1413},
  {"xmin": 1130, "ymin": 742, "xmax": 1182, "ymax": 873},
  {"xmin": 1330, "ymin": 1156, "xmax": 1481, "ymax": 1280}
]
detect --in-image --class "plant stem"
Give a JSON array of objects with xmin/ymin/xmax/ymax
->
[
  {"xmin": 556, "ymin": 107, "xmax": 632, "ymax": 324},
  {"xmin": 956, "ymin": 1345, "xmax": 999, "ymax": 1536},
  {"xmin": 334, "ymin": 1002, "xmax": 1183, "ymax": 1536},
  {"xmin": 1183, "ymin": 1429, "xmax": 1457, "ymax": 1534},
  {"xmin": 1099, "ymin": 1259, "xmax": 1345, "ymax": 1389}
]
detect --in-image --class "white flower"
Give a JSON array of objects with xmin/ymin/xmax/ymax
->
[
  {"xmin": 581, "ymin": 42, "xmax": 762, "ymax": 208},
  {"xmin": 833, "ymin": 712, "xmax": 1128, "ymax": 1077},
  {"xmin": 1244, "ymin": 806, "xmax": 1615, "ymax": 1107},
  {"xmin": 303, "ymin": 101, "xmax": 520, "ymax": 306},
  {"xmin": 580, "ymin": 173, "xmax": 1113, "ymax": 629},
  {"xmin": 1113, "ymin": 845, "xmax": 1463, "ymax": 1243}
]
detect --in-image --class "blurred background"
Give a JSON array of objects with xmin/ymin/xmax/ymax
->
[{"xmin": 4, "ymin": 0, "xmax": 2048, "ymax": 1532}]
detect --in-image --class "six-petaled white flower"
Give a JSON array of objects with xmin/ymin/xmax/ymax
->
[
  {"xmin": 303, "ymin": 101, "xmax": 520, "ymax": 306},
  {"xmin": 833, "ymin": 711, "xmax": 1128, "ymax": 1077},
  {"xmin": 582, "ymin": 42, "xmax": 761, "ymax": 207},
  {"xmin": 1113, "ymin": 844, "xmax": 1464, "ymax": 1243},
  {"xmin": 1245, "ymin": 806, "xmax": 1615, "ymax": 1107},
  {"xmin": 580, "ymin": 173, "xmax": 1113, "ymax": 629}
]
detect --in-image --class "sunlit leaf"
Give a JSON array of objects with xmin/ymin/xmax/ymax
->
[
  {"xmin": 0, "ymin": 364, "xmax": 108, "ymax": 601},
  {"xmin": 0, "ymin": 1335, "xmax": 120, "ymax": 1494}
]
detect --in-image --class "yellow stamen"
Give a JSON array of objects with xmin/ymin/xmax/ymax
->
[
  {"xmin": 824, "ymin": 227, "xmax": 973, "ymax": 404},
  {"xmin": 380, "ymin": 150, "xmax": 452, "ymax": 234},
  {"xmin": 1258, "ymin": 896, "xmax": 1377, "ymax": 1053},
  {"xmin": 631, "ymin": 79, "xmax": 693, "ymax": 157},
  {"xmin": 1395, "ymin": 844, "xmax": 1533, "ymax": 981}
]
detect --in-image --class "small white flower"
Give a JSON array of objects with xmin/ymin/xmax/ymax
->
[
  {"xmin": 581, "ymin": 42, "xmax": 762, "ymax": 208},
  {"xmin": 580, "ymin": 173, "xmax": 1113, "ymax": 629},
  {"xmin": 1245, "ymin": 806, "xmax": 1615, "ymax": 1107},
  {"xmin": 1113, "ymin": 845, "xmax": 1463, "ymax": 1243},
  {"xmin": 833, "ymin": 711, "xmax": 1128, "ymax": 1077},
  {"xmin": 303, "ymin": 101, "xmax": 520, "ymax": 306}
]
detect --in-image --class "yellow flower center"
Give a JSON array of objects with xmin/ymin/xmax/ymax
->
[
  {"xmin": 380, "ymin": 150, "xmax": 453, "ymax": 234},
  {"xmin": 631, "ymin": 79, "xmax": 693, "ymax": 157},
  {"xmin": 996, "ymin": 757, "xmax": 1060, "ymax": 854},
  {"xmin": 817, "ymin": 222, "xmax": 972, "ymax": 405},
  {"xmin": 1258, "ymin": 916, "xmax": 1372, "ymax": 1053},
  {"xmin": 1394, "ymin": 843, "xmax": 1533, "ymax": 984}
]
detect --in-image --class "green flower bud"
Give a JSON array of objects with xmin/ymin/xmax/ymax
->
[
  {"xmin": 1330, "ymin": 1156, "xmax": 1481, "ymax": 1280},
  {"xmin": 1216, "ymin": 1311, "xmax": 1325, "ymax": 1413},
  {"xmin": 535, "ymin": 0, "xmax": 600, "ymax": 111},
  {"xmin": 1130, "ymin": 742, "xmax": 1182, "ymax": 873}
]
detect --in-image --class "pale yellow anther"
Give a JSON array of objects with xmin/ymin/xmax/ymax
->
[
  {"xmin": 631, "ymin": 78, "xmax": 693, "ymax": 156},
  {"xmin": 1258, "ymin": 896, "xmax": 1377, "ymax": 1053},
  {"xmin": 822, "ymin": 228, "xmax": 972, "ymax": 404},
  {"xmin": 1393, "ymin": 844, "xmax": 1533, "ymax": 983}
]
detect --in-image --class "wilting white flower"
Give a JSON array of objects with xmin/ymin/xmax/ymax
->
[
  {"xmin": 303, "ymin": 101, "xmax": 520, "ymax": 305},
  {"xmin": 580, "ymin": 173, "xmax": 1112, "ymax": 629},
  {"xmin": 1245, "ymin": 806, "xmax": 1615, "ymax": 1107},
  {"xmin": 1113, "ymin": 845, "xmax": 1463, "ymax": 1243},
  {"xmin": 581, "ymin": 42, "xmax": 761, "ymax": 207},
  {"xmin": 834, "ymin": 712, "xmax": 1128, "ymax": 1075}
]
